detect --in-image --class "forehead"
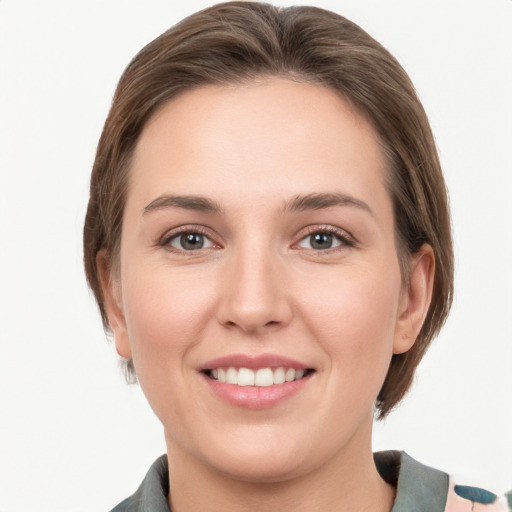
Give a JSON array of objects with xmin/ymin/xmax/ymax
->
[{"xmin": 128, "ymin": 78, "xmax": 389, "ymax": 211}]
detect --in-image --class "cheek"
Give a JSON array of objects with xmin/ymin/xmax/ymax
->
[
  {"xmin": 299, "ymin": 264, "xmax": 402, "ymax": 376},
  {"xmin": 120, "ymin": 264, "xmax": 216, "ymax": 372}
]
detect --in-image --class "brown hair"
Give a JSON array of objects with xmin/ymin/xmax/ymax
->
[{"xmin": 84, "ymin": 1, "xmax": 453, "ymax": 418}]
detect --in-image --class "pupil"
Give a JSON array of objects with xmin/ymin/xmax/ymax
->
[
  {"xmin": 181, "ymin": 233, "xmax": 204, "ymax": 250},
  {"xmin": 311, "ymin": 233, "xmax": 332, "ymax": 249}
]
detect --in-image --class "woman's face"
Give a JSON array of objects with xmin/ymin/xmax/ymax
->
[{"xmin": 102, "ymin": 78, "xmax": 430, "ymax": 482}]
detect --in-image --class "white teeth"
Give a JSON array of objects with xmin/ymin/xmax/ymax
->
[
  {"xmin": 273, "ymin": 367, "xmax": 286, "ymax": 385},
  {"xmin": 255, "ymin": 368, "xmax": 274, "ymax": 387},
  {"xmin": 226, "ymin": 367, "xmax": 238, "ymax": 385},
  {"xmin": 285, "ymin": 368, "xmax": 296, "ymax": 382},
  {"xmin": 211, "ymin": 366, "xmax": 308, "ymax": 386},
  {"xmin": 237, "ymin": 367, "xmax": 255, "ymax": 386}
]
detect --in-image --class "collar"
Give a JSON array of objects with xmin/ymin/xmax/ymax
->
[
  {"xmin": 374, "ymin": 450, "xmax": 449, "ymax": 512},
  {"xmin": 111, "ymin": 451, "xmax": 449, "ymax": 512}
]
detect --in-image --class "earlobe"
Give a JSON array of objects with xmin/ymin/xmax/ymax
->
[
  {"xmin": 393, "ymin": 244, "xmax": 435, "ymax": 354},
  {"xmin": 96, "ymin": 250, "xmax": 132, "ymax": 359}
]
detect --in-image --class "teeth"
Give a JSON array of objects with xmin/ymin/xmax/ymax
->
[
  {"xmin": 210, "ymin": 366, "xmax": 308, "ymax": 386},
  {"xmin": 226, "ymin": 367, "xmax": 238, "ymax": 385},
  {"xmin": 237, "ymin": 367, "xmax": 255, "ymax": 386},
  {"xmin": 255, "ymin": 368, "xmax": 273, "ymax": 387},
  {"xmin": 273, "ymin": 367, "xmax": 285, "ymax": 384},
  {"xmin": 285, "ymin": 368, "xmax": 295, "ymax": 382}
]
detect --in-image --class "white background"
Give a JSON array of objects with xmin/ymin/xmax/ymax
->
[{"xmin": 0, "ymin": 1, "xmax": 511, "ymax": 511}]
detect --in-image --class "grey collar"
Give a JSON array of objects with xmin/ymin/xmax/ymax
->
[
  {"xmin": 111, "ymin": 451, "xmax": 449, "ymax": 512},
  {"xmin": 375, "ymin": 450, "xmax": 448, "ymax": 512}
]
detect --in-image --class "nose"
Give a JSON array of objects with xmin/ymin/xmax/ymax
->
[{"xmin": 216, "ymin": 243, "xmax": 293, "ymax": 335}]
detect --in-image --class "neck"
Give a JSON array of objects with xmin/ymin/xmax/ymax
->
[{"xmin": 164, "ymin": 424, "xmax": 395, "ymax": 512}]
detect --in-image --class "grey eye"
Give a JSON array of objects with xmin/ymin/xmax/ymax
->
[
  {"xmin": 298, "ymin": 232, "xmax": 344, "ymax": 250},
  {"xmin": 169, "ymin": 232, "xmax": 213, "ymax": 251},
  {"xmin": 310, "ymin": 233, "xmax": 333, "ymax": 249}
]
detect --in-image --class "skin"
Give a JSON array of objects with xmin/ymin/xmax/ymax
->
[{"xmin": 99, "ymin": 78, "xmax": 434, "ymax": 512}]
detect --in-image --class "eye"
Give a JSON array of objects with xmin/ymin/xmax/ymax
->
[
  {"xmin": 166, "ymin": 231, "xmax": 215, "ymax": 251},
  {"xmin": 296, "ymin": 230, "xmax": 351, "ymax": 250}
]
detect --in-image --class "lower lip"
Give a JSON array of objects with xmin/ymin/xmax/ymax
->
[{"xmin": 201, "ymin": 373, "xmax": 313, "ymax": 409}]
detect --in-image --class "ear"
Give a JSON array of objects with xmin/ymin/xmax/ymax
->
[
  {"xmin": 393, "ymin": 244, "xmax": 435, "ymax": 354},
  {"xmin": 96, "ymin": 250, "xmax": 132, "ymax": 359}
]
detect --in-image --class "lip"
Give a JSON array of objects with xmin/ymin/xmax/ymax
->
[
  {"xmin": 199, "ymin": 353, "xmax": 314, "ymax": 409},
  {"xmin": 199, "ymin": 353, "xmax": 310, "ymax": 371}
]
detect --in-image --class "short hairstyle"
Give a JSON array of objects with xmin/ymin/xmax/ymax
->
[{"xmin": 84, "ymin": 1, "xmax": 453, "ymax": 418}]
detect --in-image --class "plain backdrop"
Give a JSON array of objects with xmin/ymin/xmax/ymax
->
[{"xmin": 0, "ymin": 1, "xmax": 511, "ymax": 511}]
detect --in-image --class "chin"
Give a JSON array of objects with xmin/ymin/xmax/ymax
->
[
  {"xmin": 194, "ymin": 426, "xmax": 321, "ymax": 484},
  {"xmin": 213, "ymin": 450, "xmax": 310, "ymax": 484}
]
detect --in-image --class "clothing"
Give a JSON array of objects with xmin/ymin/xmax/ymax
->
[{"xmin": 110, "ymin": 451, "xmax": 512, "ymax": 512}]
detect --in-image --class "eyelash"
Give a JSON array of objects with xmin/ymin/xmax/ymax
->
[
  {"xmin": 159, "ymin": 225, "xmax": 355, "ymax": 254},
  {"xmin": 294, "ymin": 225, "xmax": 355, "ymax": 252},
  {"xmin": 159, "ymin": 225, "xmax": 219, "ymax": 253}
]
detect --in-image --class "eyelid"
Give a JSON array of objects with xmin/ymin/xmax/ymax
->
[
  {"xmin": 158, "ymin": 224, "xmax": 222, "ymax": 251},
  {"xmin": 157, "ymin": 223, "xmax": 355, "ymax": 252},
  {"xmin": 292, "ymin": 225, "xmax": 356, "ymax": 250}
]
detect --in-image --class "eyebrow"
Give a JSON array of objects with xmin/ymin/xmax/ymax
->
[
  {"xmin": 142, "ymin": 192, "xmax": 372, "ymax": 217},
  {"xmin": 283, "ymin": 192, "xmax": 373, "ymax": 216},
  {"xmin": 143, "ymin": 195, "xmax": 223, "ymax": 215}
]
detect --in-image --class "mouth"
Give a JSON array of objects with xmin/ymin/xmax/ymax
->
[
  {"xmin": 203, "ymin": 367, "xmax": 315, "ymax": 387},
  {"xmin": 200, "ymin": 355, "xmax": 315, "ymax": 408}
]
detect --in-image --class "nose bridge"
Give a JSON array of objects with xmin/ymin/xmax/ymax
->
[{"xmin": 218, "ymin": 235, "xmax": 291, "ymax": 333}]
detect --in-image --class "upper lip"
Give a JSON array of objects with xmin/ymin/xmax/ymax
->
[{"xmin": 200, "ymin": 354, "xmax": 311, "ymax": 371}]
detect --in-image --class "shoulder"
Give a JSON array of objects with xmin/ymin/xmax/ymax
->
[
  {"xmin": 374, "ymin": 451, "xmax": 511, "ymax": 512},
  {"xmin": 109, "ymin": 455, "xmax": 170, "ymax": 512}
]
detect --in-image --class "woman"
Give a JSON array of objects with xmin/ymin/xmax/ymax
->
[{"xmin": 83, "ymin": 2, "xmax": 511, "ymax": 511}]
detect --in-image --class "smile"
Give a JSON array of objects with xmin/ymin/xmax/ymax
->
[
  {"xmin": 199, "ymin": 354, "xmax": 315, "ymax": 407},
  {"xmin": 205, "ymin": 367, "xmax": 313, "ymax": 387}
]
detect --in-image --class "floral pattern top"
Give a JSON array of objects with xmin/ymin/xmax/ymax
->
[
  {"xmin": 446, "ymin": 480, "xmax": 512, "ymax": 512},
  {"xmin": 110, "ymin": 451, "xmax": 511, "ymax": 512}
]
